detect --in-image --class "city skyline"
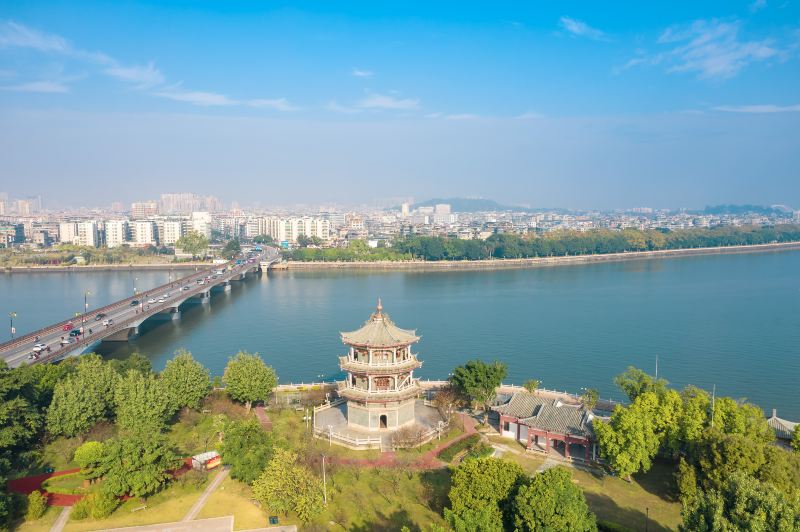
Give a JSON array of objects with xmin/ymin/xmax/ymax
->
[{"xmin": 1, "ymin": 1, "xmax": 800, "ymax": 208}]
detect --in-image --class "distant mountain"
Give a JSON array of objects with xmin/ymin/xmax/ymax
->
[
  {"xmin": 696, "ymin": 204, "xmax": 789, "ymax": 216},
  {"xmin": 408, "ymin": 197, "xmax": 530, "ymax": 213}
]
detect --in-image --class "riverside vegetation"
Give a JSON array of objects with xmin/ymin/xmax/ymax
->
[
  {"xmin": 3, "ymin": 352, "xmax": 799, "ymax": 530},
  {"xmin": 285, "ymin": 224, "xmax": 800, "ymax": 262}
]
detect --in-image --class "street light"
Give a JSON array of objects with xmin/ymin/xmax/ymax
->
[
  {"xmin": 8, "ymin": 312, "xmax": 16, "ymax": 340},
  {"xmin": 83, "ymin": 290, "xmax": 91, "ymax": 324},
  {"xmin": 133, "ymin": 276, "xmax": 139, "ymax": 296},
  {"xmin": 321, "ymin": 454, "xmax": 328, "ymax": 505}
]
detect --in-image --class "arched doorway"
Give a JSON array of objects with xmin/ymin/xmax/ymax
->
[{"xmin": 379, "ymin": 415, "xmax": 388, "ymax": 429}]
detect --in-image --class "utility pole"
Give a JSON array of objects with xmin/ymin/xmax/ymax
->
[
  {"xmin": 8, "ymin": 312, "xmax": 16, "ymax": 340},
  {"xmin": 321, "ymin": 454, "xmax": 328, "ymax": 505},
  {"xmin": 655, "ymin": 354, "xmax": 659, "ymax": 381}
]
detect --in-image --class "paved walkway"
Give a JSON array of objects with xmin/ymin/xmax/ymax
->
[
  {"xmin": 330, "ymin": 412, "xmax": 478, "ymax": 470},
  {"xmin": 7, "ymin": 468, "xmax": 82, "ymax": 506},
  {"xmin": 182, "ymin": 467, "xmax": 230, "ymax": 522},
  {"xmin": 49, "ymin": 506, "xmax": 71, "ymax": 532}
]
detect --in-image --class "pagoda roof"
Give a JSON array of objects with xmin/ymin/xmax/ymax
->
[{"xmin": 341, "ymin": 300, "xmax": 420, "ymax": 348}]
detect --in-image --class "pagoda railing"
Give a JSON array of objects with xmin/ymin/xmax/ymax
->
[
  {"xmin": 338, "ymin": 355, "xmax": 422, "ymax": 374},
  {"xmin": 336, "ymin": 380, "xmax": 421, "ymax": 402}
]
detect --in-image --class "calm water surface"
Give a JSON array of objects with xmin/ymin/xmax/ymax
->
[{"xmin": 3, "ymin": 251, "xmax": 799, "ymax": 417}]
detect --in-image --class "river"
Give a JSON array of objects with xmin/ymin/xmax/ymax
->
[{"xmin": 2, "ymin": 250, "xmax": 799, "ymax": 418}]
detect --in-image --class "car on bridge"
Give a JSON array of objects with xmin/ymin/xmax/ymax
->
[
  {"xmin": 32, "ymin": 343, "xmax": 47, "ymax": 353},
  {"xmin": 60, "ymin": 337, "xmax": 75, "ymax": 346},
  {"xmin": 181, "ymin": 286, "xmax": 190, "ymax": 291},
  {"xmin": 94, "ymin": 313, "xmax": 106, "ymax": 321},
  {"xmin": 68, "ymin": 329, "xmax": 81, "ymax": 337},
  {"xmin": 131, "ymin": 299, "xmax": 140, "ymax": 306},
  {"xmin": 148, "ymin": 298, "xmax": 157, "ymax": 304},
  {"xmin": 102, "ymin": 319, "xmax": 114, "ymax": 327},
  {"xmin": 62, "ymin": 322, "xmax": 74, "ymax": 331}
]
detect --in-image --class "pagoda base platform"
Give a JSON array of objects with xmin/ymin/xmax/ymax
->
[{"xmin": 314, "ymin": 399, "xmax": 445, "ymax": 450}]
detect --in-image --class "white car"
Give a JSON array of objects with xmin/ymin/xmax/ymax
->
[
  {"xmin": 148, "ymin": 298, "xmax": 157, "ymax": 304},
  {"xmin": 181, "ymin": 286, "xmax": 190, "ymax": 291},
  {"xmin": 102, "ymin": 319, "xmax": 114, "ymax": 326},
  {"xmin": 60, "ymin": 337, "xmax": 74, "ymax": 345},
  {"xmin": 157, "ymin": 298, "xmax": 166, "ymax": 303},
  {"xmin": 32, "ymin": 343, "xmax": 47, "ymax": 353}
]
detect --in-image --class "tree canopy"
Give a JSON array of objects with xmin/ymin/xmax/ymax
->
[
  {"xmin": 222, "ymin": 352, "xmax": 277, "ymax": 412},
  {"xmin": 114, "ymin": 370, "xmax": 172, "ymax": 436},
  {"xmin": 218, "ymin": 418, "xmax": 274, "ymax": 484},
  {"xmin": 449, "ymin": 359, "xmax": 507, "ymax": 423},
  {"xmin": 160, "ymin": 349, "xmax": 211, "ymax": 413},
  {"xmin": 175, "ymin": 230, "xmax": 209, "ymax": 258},
  {"xmin": 96, "ymin": 433, "xmax": 180, "ymax": 498},
  {"xmin": 613, "ymin": 366, "xmax": 668, "ymax": 402},
  {"xmin": 251, "ymin": 448, "xmax": 323, "ymax": 523},
  {"xmin": 512, "ymin": 467, "xmax": 597, "ymax": 532},
  {"xmin": 46, "ymin": 354, "xmax": 119, "ymax": 437}
]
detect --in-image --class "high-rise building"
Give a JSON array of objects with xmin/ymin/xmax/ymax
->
[
  {"xmin": 76, "ymin": 221, "xmax": 99, "ymax": 247},
  {"xmin": 110, "ymin": 201, "xmax": 124, "ymax": 212},
  {"xmin": 131, "ymin": 201, "xmax": 158, "ymax": 219},
  {"xmin": 0, "ymin": 201, "xmax": 5, "ymax": 216},
  {"xmin": 160, "ymin": 220, "xmax": 184, "ymax": 245},
  {"xmin": 58, "ymin": 222, "xmax": 78, "ymax": 244},
  {"xmin": 105, "ymin": 220, "xmax": 129, "ymax": 248},
  {"xmin": 434, "ymin": 203, "xmax": 451, "ymax": 215},
  {"xmin": 401, "ymin": 203, "xmax": 410, "ymax": 217},
  {"xmin": 260, "ymin": 217, "xmax": 331, "ymax": 243},
  {"xmin": 191, "ymin": 211, "xmax": 212, "ymax": 238},
  {"xmin": 132, "ymin": 221, "xmax": 157, "ymax": 246}
]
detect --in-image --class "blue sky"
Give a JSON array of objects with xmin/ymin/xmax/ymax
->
[{"xmin": 1, "ymin": 1, "xmax": 799, "ymax": 209}]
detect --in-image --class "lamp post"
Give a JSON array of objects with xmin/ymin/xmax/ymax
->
[
  {"xmin": 321, "ymin": 454, "xmax": 328, "ymax": 505},
  {"xmin": 133, "ymin": 276, "xmax": 138, "ymax": 296},
  {"xmin": 8, "ymin": 312, "xmax": 16, "ymax": 340},
  {"xmin": 83, "ymin": 290, "xmax": 91, "ymax": 325}
]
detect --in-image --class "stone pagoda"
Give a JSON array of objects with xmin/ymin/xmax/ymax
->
[{"xmin": 337, "ymin": 299, "xmax": 422, "ymax": 431}]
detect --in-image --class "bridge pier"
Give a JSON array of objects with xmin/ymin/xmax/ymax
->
[
  {"xmin": 211, "ymin": 281, "xmax": 232, "ymax": 293},
  {"xmin": 150, "ymin": 307, "xmax": 181, "ymax": 321},
  {"xmin": 103, "ymin": 326, "xmax": 140, "ymax": 342},
  {"xmin": 187, "ymin": 290, "xmax": 212, "ymax": 304}
]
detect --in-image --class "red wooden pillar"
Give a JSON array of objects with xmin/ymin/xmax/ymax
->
[
  {"xmin": 584, "ymin": 440, "xmax": 590, "ymax": 461},
  {"xmin": 545, "ymin": 433, "xmax": 550, "ymax": 453},
  {"xmin": 516, "ymin": 422, "xmax": 520, "ymax": 442},
  {"xmin": 564, "ymin": 437, "xmax": 570, "ymax": 460},
  {"xmin": 526, "ymin": 429, "xmax": 533, "ymax": 449}
]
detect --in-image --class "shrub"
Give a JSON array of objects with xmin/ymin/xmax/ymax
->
[
  {"xmin": 438, "ymin": 434, "xmax": 482, "ymax": 462},
  {"xmin": 176, "ymin": 469, "xmax": 208, "ymax": 490},
  {"xmin": 89, "ymin": 491, "xmax": 119, "ymax": 519},
  {"xmin": 71, "ymin": 497, "xmax": 91, "ymax": 520},
  {"xmin": 25, "ymin": 491, "xmax": 47, "ymax": 521},
  {"xmin": 464, "ymin": 441, "xmax": 494, "ymax": 460}
]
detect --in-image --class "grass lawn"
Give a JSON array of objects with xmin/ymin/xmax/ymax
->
[
  {"xmin": 42, "ymin": 472, "xmax": 87, "ymax": 495},
  {"xmin": 197, "ymin": 477, "xmax": 268, "ymax": 530},
  {"xmin": 269, "ymin": 408, "xmax": 382, "ymax": 460},
  {"xmin": 62, "ymin": 480, "xmax": 206, "ymax": 531},
  {"xmin": 572, "ymin": 460, "xmax": 681, "ymax": 531},
  {"xmin": 15, "ymin": 505, "xmax": 63, "ymax": 532}
]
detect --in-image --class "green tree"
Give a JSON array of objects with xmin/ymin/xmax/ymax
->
[
  {"xmin": 676, "ymin": 457, "xmax": 698, "ymax": 506},
  {"xmin": 25, "ymin": 491, "xmax": 46, "ymax": 521},
  {"xmin": 46, "ymin": 354, "xmax": 119, "ymax": 437},
  {"xmin": 792, "ymin": 425, "xmax": 800, "ymax": 453},
  {"xmin": 109, "ymin": 353, "xmax": 152, "ymax": 376},
  {"xmin": 114, "ymin": 370, "xmax": 171, "ymax": 435},
  {"xmin": 251, "ymin": 448, "xmax": 323, "ymax": 523},
  {"xmin": 522, "ymin": 379, "xmax": 540, "ymax": 394},
  {"xmin": 613, "ymin": 366, "xmax": 668, "ymax": 402},
  {"xmin": 593, "ymin": 392, "xmax": 661, "ymax": 480},
  {"xmin": 449, "ymin": 360, "xmax": 507, "ymax": 424},
  {"xmin": 681, "ymin": 472, "xmax": 800, "ymax": 531},
  {"xmin": 512, "ymin": 467, "xmax": 597, "ymax": 531},
  {"xmin": 97, "ymin": 433, "xmax": 181, "ymax": 498},
  {"xmin": 160, "ymin": 350, "xmax": 211, "ymax": 414},
  {"xmin": 74, "ymin": 441, "xmax": 105, "ymax": 480},
  {"xmin": 218, "ymin": 418, "xmax": 274, "ymax": 484},
  {"xmin": 175, "ymin": 230, "xmax": 209, "ymax": 258},
  {"xmin": 446, "ymin": 457, "xmax": 525, "ymax": 530},
  {"xmin": 222, "ymin": 238, "xmax": 241, "ymax": 259},
  {"xmin": 253, "ymin": 234, "xmax": 274, "ymax": 244},
  {"xmin": 712, "ymin": 397, "xmax": 774, "ymax": 444},
  {"xmin": 88, "ymin": 491, "xmax": 119, "ymax": 519},
  {"xmin": 581, "ymin": 388, "xmax": 599, "ymax": 410},
  {"xmin": 678, "ymin": 386, "xmax": 711, "ymax": 450},
  {"xmin": 222, "ymin": 352, "xmax": 278, "ymax": 413}
]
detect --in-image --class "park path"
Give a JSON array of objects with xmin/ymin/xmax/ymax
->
[
  {"xmin": 49, "ymin": 506, "xmax": 71, "ymax": 532},
  {"xmin": 7, "ymin": 468, "xmax": 82, "ymax": 506},
  {"xmin": 182, "ymin": 467, "xmax": 230, "ymax": 522},
  {"xmin": 331, "ymin": 413, "xmax": 478, "ymax": 470}
]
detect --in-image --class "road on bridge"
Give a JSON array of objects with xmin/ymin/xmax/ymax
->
[{"xmin": 1, "ymin": 246, "xmax": 280, "ymax": 367}]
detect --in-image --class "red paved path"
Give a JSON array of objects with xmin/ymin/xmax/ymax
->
[
  {"xmin": 7, "ymin": 459, "xmax": 194, "ymax": 507},
  {"xmin": 331, "ymin": 413, "xmax": 478, "ymax": 469}
]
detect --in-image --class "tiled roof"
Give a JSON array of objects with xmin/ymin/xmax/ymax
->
[
  {"xmin": 341, "ymin": 301, "xmax": 419, "ymax": 348},
  {"xmin": 493, "ymin": 392, "xmax": 600, "ymax": 439},
  {"xmin": 768, "ymin": 415, "xmax": 798, "ymax": 440}
]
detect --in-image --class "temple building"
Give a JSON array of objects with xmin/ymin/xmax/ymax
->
[{"xmin": 337, "ymin": 299, "xmax": 422, "ymax": 431}]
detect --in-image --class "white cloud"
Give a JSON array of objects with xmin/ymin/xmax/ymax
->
[
  {"xmin": 445, "ymin": 113, "xmax": 480, "ymax": 120},
  {"xmin": 714, "ymin": 103, "xmax": 800, "ymax": 113},
  {"xmin": 0, "ymin": 20, "xmax": 71, "ymax": 53},
  {"xmin": 104, "ymin": 62, "xmax": 164, "ymax": 88},
  {"xmin": 1, "ymin": 80, "xmax": 69, "ymax": 93},
  {"xmin": 653, "ymin": 19, "xmax": 779, "ymax": 79},
  {"xmin": 559, "ymin": 16, "xmax": 607, "ymax": 41},
  {"xmin": 153, "ymin": 88, "xmax": 237, "ymax": 106},
  {"xmin": 248, "ymin": 98, "xmax": 298, "ymax": 111},
  {"xmin": 358, "ymin": 93, "xmax": 419, "ymax": 110},
  {"xmin": 352, "ymin": 68, "xmax": 374, "ymax": 78},
  {"xmin": 326, "ymin": 101, "xmax": 361, "ymax": 114},
  {"xmin": 750, "ymin": 0, "xmax": 767, "ymax": 12}
]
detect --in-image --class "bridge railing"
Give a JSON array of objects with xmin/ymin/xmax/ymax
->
[{"xmin": 2, "ymin": 250, "xmax": 274, "ymax": 360}]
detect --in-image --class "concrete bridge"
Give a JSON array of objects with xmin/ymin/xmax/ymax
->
[{"xmin": 0, "ymin": 247, "xmax": 281, "ymax": 368}]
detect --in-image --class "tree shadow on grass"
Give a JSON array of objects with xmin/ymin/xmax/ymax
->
[
  {"xmin": 349, "ymin": 508, "xmax": 418, "ymax": 532},
  {"xmin": 584, "ymin": 492, "xmax": 673, "ymax": 532},
  {"xmin": 419, "ymin": 469, "xmax": 452, "ymax": 514},
  {"xmin": 633, "ymin": 458, "xmax": 680, "ymax": 504}
]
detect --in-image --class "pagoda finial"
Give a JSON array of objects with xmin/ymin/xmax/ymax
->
[{"xmin": 376, "ymin": 298, "xmax": 383, "ymax": 317}]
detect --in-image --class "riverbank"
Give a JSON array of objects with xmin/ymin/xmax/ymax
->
[
  {"xmin": 281, "ymin": 241, "xmax": 800, "ymax": 271},
  {"xmin": 2, "ymin": 261, "xmax": 215, "ymax": 273}
]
